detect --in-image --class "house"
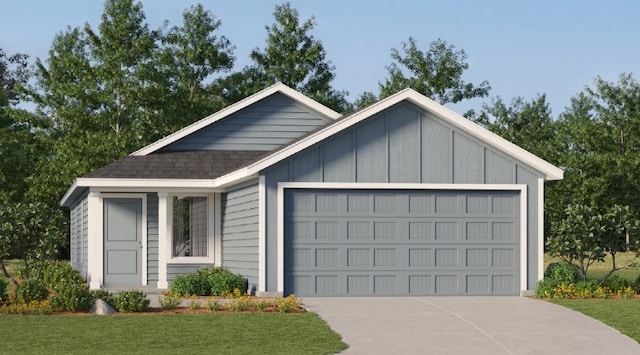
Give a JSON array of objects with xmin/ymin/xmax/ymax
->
[{"xmin": 61, "ymin": 83, "xmax": 563, "ymax": 296}]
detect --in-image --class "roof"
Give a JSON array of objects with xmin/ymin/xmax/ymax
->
[
  {"xmin": 83, "ymin": 150, "xmax": 269, "ymax": 179},
  {"xmin": 213, "ymin": 88, "xmax": 564, "ymax": 187},
  {"xmin": 132, "ymin": 83, "xmax": 341, "ymax": 156},
  {"xmin": 61, "ymin": 86, "xmax": 563, "ymax": 207}
]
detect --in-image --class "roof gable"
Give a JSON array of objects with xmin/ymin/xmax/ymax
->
[
  {"xmin": 133, "ymin": 83, "xmax": 341, "ymax": 156},
  {"xmin": 214, "ymin": 89, "xmax": 563, "ymax": 186}
]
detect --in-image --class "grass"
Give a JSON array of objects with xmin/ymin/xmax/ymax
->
[
  {"xmin": 551, "ymin": 299, "xmax": 640, "ymax": 343},
  {"xmin": 0, "ymin": 312, "xmax": 348, "ymax": 355}
]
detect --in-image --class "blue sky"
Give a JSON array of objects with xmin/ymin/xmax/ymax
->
[{"xmin": 2, "ymin": 0, "xmax": 639, "ymax": 116}]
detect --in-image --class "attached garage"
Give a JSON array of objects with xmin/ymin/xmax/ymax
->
[{"xmin": 283, "ymin": 187, "xmax": 525, "ymax": 296}]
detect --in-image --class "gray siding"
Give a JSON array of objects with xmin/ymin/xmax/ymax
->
[
  {"xmin": 161, "ymin": 93, "xmax": 332, "ymax": 152},
  {"xmin": 147, "ymin": 193, "xmax": 159, "ymax": 285},
  {"xmin": 167, "ymin": 264, "xmax": 213, "ymax": 282},
  {"xmin": 263, "ymin": 102, "xmax": 546, "ymax": 292},
  {"xmin": 221, "ymin": 182, "xmax": 259, "ymax": 292},
  {"xmin": 69, "ymin": 194, "xmax": 88, "ymax": 279}
]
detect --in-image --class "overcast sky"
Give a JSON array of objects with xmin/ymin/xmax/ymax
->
[{"xmin": 2, "ymin": 0, "xmax": 639, "ymax": 116}]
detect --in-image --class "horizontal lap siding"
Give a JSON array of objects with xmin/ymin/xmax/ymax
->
[
  {"xmin": 221, "ymin": 183, "xmax": 259, "ymax": 292},
  {"xmin": 161, "ymin": 93, "xmax": 331, "ymax": 152},
  {"xmin": 167, "ymin": 264, "xmax": 212, "ymax": 282},
  {"xmin": 147, "ymin": 193, "xmax": 159, "ymax": 285},
  {"xmin": 69, "ymin": 195, "xmax": 89, "ymax": 279},
  {"xmin": 264, "ymin": 102, "xmax": 546, "ymax": 292}
]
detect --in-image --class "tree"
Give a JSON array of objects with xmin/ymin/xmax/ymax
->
[
  {"xmin": 554, "ymin": 74, "xmax": 640, "ymax": 211},
  {"xmin": 375, "ymin": 37, "xmax": 490, "ymax": 108},
  {"xmin": 237, "ymin": 2, "xmax": 350, "ymax": 112},
  {"xmin": 547, "ymin": 204, "xmax": 606, "ymax": 281},
  {"xmin": 157, "ymin": 4, "xmax": 235, "ymax": 130},
  {"xmin": 601, "ymin": 205, "xmax": 639, "ymax": 280}
]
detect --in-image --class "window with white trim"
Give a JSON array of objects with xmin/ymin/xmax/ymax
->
[{"xmin": 172, "ymin": 196, "xmax": 208, "ymax": 257}]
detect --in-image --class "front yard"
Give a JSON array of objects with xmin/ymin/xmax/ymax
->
[{"xmin": 0, "ymin": 312, "xmax": 348, "ymax": 354}]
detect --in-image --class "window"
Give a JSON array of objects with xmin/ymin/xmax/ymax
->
[{"xmin": 172, "ymin": 196, "xmax": 208, "ymax": 257}]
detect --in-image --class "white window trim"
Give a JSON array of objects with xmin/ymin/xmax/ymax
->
[
  {"xmin": 276, "ymin": 182, "xmax": 528, "ymax": 294},
  {"xmin": 88, "ymin": 192, "xmax": 147, "ymax": 289},
  {"xmin": 166, "ymin": 193, "xmax": 216, "ymax": 264}
]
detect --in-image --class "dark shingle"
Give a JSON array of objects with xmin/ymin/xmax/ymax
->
[{"xmin": 83, "ymin": 150, "xmax": 269, "ymax": 179}]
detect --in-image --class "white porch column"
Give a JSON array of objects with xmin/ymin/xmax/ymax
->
[
  {"xmin": 87, "ymin": 191, "xmax": 102, "ymax": 290},
  {"xmin": 157, "ymin": 192, "xmax": 169, "ymax": 289}
]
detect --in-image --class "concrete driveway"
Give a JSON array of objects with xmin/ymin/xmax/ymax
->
[{"xmin": 302, "ymin": 297, "xmax": 640, "ymax": 355}]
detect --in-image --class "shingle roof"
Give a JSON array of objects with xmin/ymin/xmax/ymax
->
[{"xmin": 83, "ymin": 150, "xmax": 269, "ymax": 179}]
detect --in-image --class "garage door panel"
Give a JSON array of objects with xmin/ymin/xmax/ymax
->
[{"xmin": 285, "ymin": 189, "xmax": 520, "ymax": 296}]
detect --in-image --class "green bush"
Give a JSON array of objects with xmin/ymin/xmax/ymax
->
[
  {"xmin": 535, "ymin": 278, "xmax": 555, "ymax": 298},
  {"xmin": 90, "ymin": 290, "xmax": 116, "ymax": 308},
  {"xmin": 158, "ymin": 292, "xmax": 181, "ymax": 309},
  {"xmin": 575, "ymin": 280, "xmax": 600, "ymax": 299},
  {"xmin": 113, "ymin": 290, "xmax": 149, "ymax": 312},
  {"xmin": 170, "ymin": 272, "xmax": 210, "ymax": 297},
  {"xmin": 50, "ymin": 283, "xmax": 93, "ymax": 312},
  {"xmin": 544, "ymin": 262, "xmax": 580, "ymax": 284},
  {"xmin": 41, "ymin": 260, "xmax": 85, "ymax": 290},
  {"xmin": 632, "ymin": 274, "xmax": 640, "ymax": 294},
  {"xmin": 169, "ymin": 267, "xmax": 246, "ymax": 297},
  {"xmin": 0, "ymin": 278, "xmax": 8, "ymax": 302},
  {"xmin": 209, "ymin": 269, "xmax": 246, "ymax": 296},
  {"xmin": 14, "ymin": 279, "xmax": 49, "ymax": 304},
  {"xmin": 603, "ymin": 274, "xmax": 631, "ymax": 293}
]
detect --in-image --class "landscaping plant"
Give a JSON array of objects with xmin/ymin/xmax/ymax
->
[{"xmin": 113, "ymin": 290, "xmax": 150, "ymax": 312}]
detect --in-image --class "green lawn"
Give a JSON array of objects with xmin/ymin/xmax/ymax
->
[
  {"xmin": 0, "ymin": 312, "xmax": 348, "ymax": 355},
  {"xmin": 551, "ymin": 299, "xmax": 640, "ymax": 343}
]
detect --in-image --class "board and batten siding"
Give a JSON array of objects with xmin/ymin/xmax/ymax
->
[
  {"xmin": 69, "ymin": 194, "xmax": 89, "ymax": 279},
  {"xmin": 263, "ymin": 101, "xmax": 546, "ymax": 292},
  {"xmin": 221, "ymin": 182, "xmax": 259, "ymax": 292},
  {"xmin": 146, "ymin": 193, "xmax": 159, "ymax": 286},
  {"xmin": 160, "ymin": 93, "xmax": 332, "ymax": 152}
]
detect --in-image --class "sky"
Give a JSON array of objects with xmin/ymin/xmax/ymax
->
[{"xmin": 1, "ymin": 0, "xmax": 640, "ymax": 117}]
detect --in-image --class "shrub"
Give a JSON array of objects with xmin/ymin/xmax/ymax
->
[
  {"xmin": 158, "ymin": 292, "xmax": 181, "ymax": 310},
  {"xmin": 575, "ymin": 280, "xmax": 599, "ymax": 299},
  {"xmin": 0, "ymin": 278, "xmax": 8, "ymax": 302},
  {"xmin": 632, "ymin": 274, "xmax": 640, "ymax": 294},
  {"xmin": 49, "ymin": 283, "xmax": 94, "ymax": 312},
  {"xmin": 276, "ymin": 295, "xmax": 302, "ymax": 313},
  {"xmin": 189, "ymin": 300, "xmax": 202, "ymax": 310},
  {"xmin": 205, "ymin": 299, "xmax": 220, "ymax": 311},
  {"xmin": 256, "ymin": 299, "xmax": 276, "ymax": 312},
  {"xmin": 91, "ymin": 290, "xmax": 116, "ymax": 308},
  {"xmin": 603, "ymin": 274, "xmax": 631, "ymax": 293},
  {"xmin": 209, "ymin": 270, "xmax": 246, "ymax": 296},
  {"xmin": 41, "ymin": 260, "xmax": 85, "ymax": 290},
  {"xmin": 14, "ymin": 279, "xmax": 49, "ymax": 304},
  {"xmin": 229, "ymin": 296, "xmax": 254, "ymax": 312},
  {"xmin": 535, "ymin": 278, "xmax": 556, "ymax": 298},
  {"xmin": 544, "ymin": 262, "xmax": 580, "ymax": 285},
  {"xmin": 113, "ymin": 290, "xmax": 149, "ymax": 312},
  {"xmin": 594, "ymin": 286, "xmax": 611, "ymax": 299},
  {"xmin": 1, "ymin": 300, "xmax": 53, "ymax": 315},
  {"xmin": 617, "ymin": 286, "xmax": 635, "ymax": 299},
  {"xmin": 170, "ymin": 273, "xmax": 210, "ymax": 297}
]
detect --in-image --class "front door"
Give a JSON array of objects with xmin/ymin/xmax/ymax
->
[{"xmin": 104, "ymin": 198, "xmax": 142, "ymax": 285}]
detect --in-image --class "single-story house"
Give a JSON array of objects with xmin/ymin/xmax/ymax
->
[{"xmin": 61, "ymin": 83, "xmax": 563, "ymax": 296}]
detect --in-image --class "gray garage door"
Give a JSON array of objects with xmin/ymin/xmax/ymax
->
[{"xmin": 284, "ymin": 189, "xmax": 520, "ymax": 296}]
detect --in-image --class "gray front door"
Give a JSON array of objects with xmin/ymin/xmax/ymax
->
[
  {"xmin": 284, "ymin": 189, "xmax": 520, "ymax": 296},
  {"xmin": 104, "ymin": 198, "xmax": 142, "ymax": 285}
]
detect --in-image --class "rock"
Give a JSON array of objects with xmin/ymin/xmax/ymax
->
[{"xmin": 90, "ymin": 298, "xmax": 117, "ymax": 315}]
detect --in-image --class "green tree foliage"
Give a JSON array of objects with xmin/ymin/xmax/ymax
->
[
  {"xmin": 555, "ymin": 74, "xmax": 640, "ymax": 211},
  {"xmin": 547, "ymin": 204, "xmax": 606, "ymax": 281},
  {"xmin": 477, "ymin": 94, "xmax": 558, "ymax": 161},
  {"xmin": 373, "ymin": 37, "xmax": 490, "ymax": 108},
  {"xmin": 221, "ymin": 2, "xmax": 350, "ymax": 112},
  {"xmin": 157, "ymin": 4, "xmax": 235, "ymax": 129}
]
